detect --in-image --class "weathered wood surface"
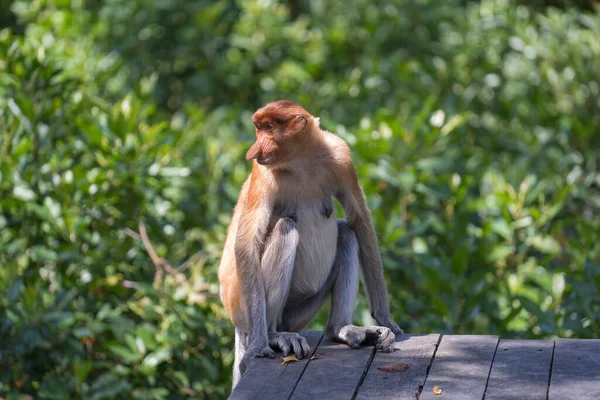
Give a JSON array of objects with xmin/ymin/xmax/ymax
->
[
  {"xmin": 485, "ymin": 339, "xmax": 554, "ymax": 400},
  {"xmin": 420, "ymin": 335, "xmax": 498, "ymax": 400},
  {"xmin": 355, "ymin": 334, "xmax": 440, "ymax": 400},
  {"xmin": 230, "ymin": 332, "xmax": 600, "ymax": 400},
  {"xmin": 548, "ymin": 339, "xmax": 600, "ymax": 400},
  {"xmin": 229, "ymin": 331, "xmax": 322, "ymax": 400},
  {"xmin": 290, "ymin": 336, "xmax": 374, "ymax": 400}
]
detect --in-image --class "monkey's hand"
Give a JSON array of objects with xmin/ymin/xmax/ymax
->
[
  {"xmin": 373, "ymin": 312, "xmax": 404, "ymax": 335},
  {"xmin": 269, "ymin": 332, "xmax": 310, "ymax": 359},
  {"xmin": 239, "ymin": 342, "xmax": 275, "ymax": 374}
]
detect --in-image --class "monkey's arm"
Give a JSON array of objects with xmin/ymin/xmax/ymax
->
[
  {"xmin": 335, "ymin": 165, "xmax": 403, "ymax": 334},
  {"xmin": 233, "ymin": 199, "xmax": 275, "ymax": 371}
]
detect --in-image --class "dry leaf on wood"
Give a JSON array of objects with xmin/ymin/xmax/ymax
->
[
  {"xmin": 433, "ymin": 386, "xmax": 443, "ymax": 395},
  {"xmin": 310, "ymin": 353, "xmax": 322, "ymax": 360},
  {"xmin": 377, "ymin": 363, "xmax": 409, "ymax": 372},
  {"xmin": 280, "ymin": 355, "xmax": 299, "ymax": 365}
]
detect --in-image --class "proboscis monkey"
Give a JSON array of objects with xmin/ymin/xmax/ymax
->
[{"xmin": 218, "ymin": 100, "xmax": 402, "ymax": 386}]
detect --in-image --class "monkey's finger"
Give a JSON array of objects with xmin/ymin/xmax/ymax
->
[
  {"xmin": 290, "ymin": 336, "xmax": 304, "ymax": 358},
  {"xmin": 280, "ymin": 342, "xmax": 291, "ymax": 356},
  {"xmin": 299, "ymin": 337, "xmax": 310, "ymax": 358}
]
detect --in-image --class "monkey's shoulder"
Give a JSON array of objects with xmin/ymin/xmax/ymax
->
[{"xmin": 322, "ymin": 130, "xmax": 353, "ymax": 165}]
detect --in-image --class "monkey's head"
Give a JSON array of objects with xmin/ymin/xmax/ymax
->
[{"xmin": 247, "ymin": 100, "xmax": 316, "ymax": 166}]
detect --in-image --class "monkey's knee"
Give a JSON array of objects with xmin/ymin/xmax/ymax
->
[
  {"xmin": 274, "ymin": 217, "xmax": 299, "ymax": 235},
  {"xmin": 262, "ymin": 217, "xmax": 299, "ymax": 278},
  {"xmin": 265, "ymin": 217, "xmax": 299, "ymax": 252}
]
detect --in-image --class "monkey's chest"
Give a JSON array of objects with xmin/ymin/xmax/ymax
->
[{"xmin": 286, "ymin": 201, "xmax": 338, "ymax": 305}]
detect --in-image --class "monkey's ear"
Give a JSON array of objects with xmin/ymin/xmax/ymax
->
[{"xmin": 288, "ymin": 114, "xmax": 308, "ymax": 134}]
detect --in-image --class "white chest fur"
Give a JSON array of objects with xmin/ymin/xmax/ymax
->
[{"xmin": 287, "ymin": 200, "xmax": 338, "ymax": 304}]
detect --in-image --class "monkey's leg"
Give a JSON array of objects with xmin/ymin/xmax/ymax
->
[
  {"xmin": 232, "ymin": 328, "xmax": 247, "ymax": 389},
  {"xmin": 261, "ymin": 217, "xmax": 310, "ymax": 359},
  {"xmin": 325, "ymin": 220, "xmax": 396, "ymax": 352},
  {"xmin": 262, "ymin": 217, "xmax": 298, "ymax": 330}
]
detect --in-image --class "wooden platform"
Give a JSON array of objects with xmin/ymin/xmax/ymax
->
[{"xmin": 230, "ymin": 332, "xmax": 600, "ymax": 400}]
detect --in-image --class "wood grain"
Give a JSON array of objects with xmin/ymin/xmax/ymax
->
[
  {"xmin": 355, "ymin": 334, "xmax": 440, "ymax": 400},
  {"xmin": 548, "ymin": 338, "xmax": 600, "ymax": 400},
  {"xmin": 485, "ymin": 339, "xmax": 554, "ymax": 400},
  {"xmin": 289, "ymin": 336, "xmax": 375, "ymax": 400},
  {"xmin": 420, "ymin": 335, "xmax": 498, "ymax": 400},
  {"xmin": 229, "ymin": 331, "xmax": 322, "ymax": 400}
]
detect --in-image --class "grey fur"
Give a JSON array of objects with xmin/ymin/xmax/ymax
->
[
  {"xmin": 324, "ymin": 220, "xmax": 360, "ymax": 338},
  {"xmin": 234, "ymin": 207, "xmax": 271, "ymax": 372},
  {"xmin": 233, "ymin": 218, "xmax": 396, "ymax": 388},
  {"xmin": 335, "ymin": 187, "xmax": 403, "ymax": 334},
  {"xmin": 237, "ymin": 217, "xmax": 299, "ymax": 375},
  {"xmin": 261, "ymin": 218, "xmax": 299, "ymax": 331}
]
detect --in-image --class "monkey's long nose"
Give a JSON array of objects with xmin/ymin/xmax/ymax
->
[{"xmin": 246, "ymin": 140, "xmax": 262, "ymax": 160}]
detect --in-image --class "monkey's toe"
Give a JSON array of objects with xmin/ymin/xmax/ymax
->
[
  {"xmin": 375, "ymin": 327, "xmax": 396, "ymax": 352},
  {"xmin": 269, "ymin": 332, "xmax": 310, "ymax": 359}
]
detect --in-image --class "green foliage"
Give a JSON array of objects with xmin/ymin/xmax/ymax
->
[{"xmin": 1, "ymin": 0, "xmax": 600, "ymax": 398}]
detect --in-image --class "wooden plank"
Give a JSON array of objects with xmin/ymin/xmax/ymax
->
[
  {"xmin": 485, "ymin": 339, "xmax": 554, "ymax": 400},
  {"xmin": 420, "ymin": 335, "xmax": 498, "ymax": 400},
  {"xmin": 355, "ymin": 334, "xmax": 440, "ymax": 400},
  {"xmin": 229, "ymin": 331, "xmax": 323, "ymax": 400},
  {"xmin": 548, "ymin": 338, "xmax": 600, "ymax": 400},
  {"xmin": 289, "ymin": 336, "xmax": 375, "ymax": 400}
]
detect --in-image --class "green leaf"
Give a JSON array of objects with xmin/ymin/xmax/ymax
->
[
  {"xmin": 136, "ymin": 324, "xmax": 158, "ymax": 351},
  {"xmin": 107, "ymin": 344, "xmax": 142, "ymax": 363},
  {"xmin": 28, "ymin": 246, "xmax": 58, "ymax": 262},
  {"xmin": 143, "ymin": 348, "xmax": 171, "ymax": 367},
  {"xmin": 486, "ymin": 245, "xmax": 513, "ymax": 262},
  {"xmin": 530, "ymin": 235, "xmax": 561, "ymax": 255},
  {"xmin": 90, "ymin": 373, "xmax": 130, "ymax": 400}
]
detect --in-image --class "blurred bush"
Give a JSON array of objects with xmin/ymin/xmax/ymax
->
[{"xmin": 1, "ymin": 0, "xmax": 599, "ymax": 398}]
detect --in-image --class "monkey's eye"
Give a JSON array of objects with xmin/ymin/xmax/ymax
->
[{"xmin": 265, "ymin": 124, "xmax": 273, "ymax": 131}]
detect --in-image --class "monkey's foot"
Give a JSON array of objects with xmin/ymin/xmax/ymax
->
[
  {"xmin": 268, "ymin": 331, "xmax": 310, "ymax": 358},
  {"xmin": 331, "ymin": 325, "xmax": 396, "ymax": 353}
]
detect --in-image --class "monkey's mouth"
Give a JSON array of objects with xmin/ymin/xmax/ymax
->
[{"xmin": 257, "ymin": 154, "xmax": 276, "ymax": 165}]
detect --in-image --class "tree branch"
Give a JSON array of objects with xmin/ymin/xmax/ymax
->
[{"xmin": 138, "ymin": 223, "xmax": 180, "ymax": 283}]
